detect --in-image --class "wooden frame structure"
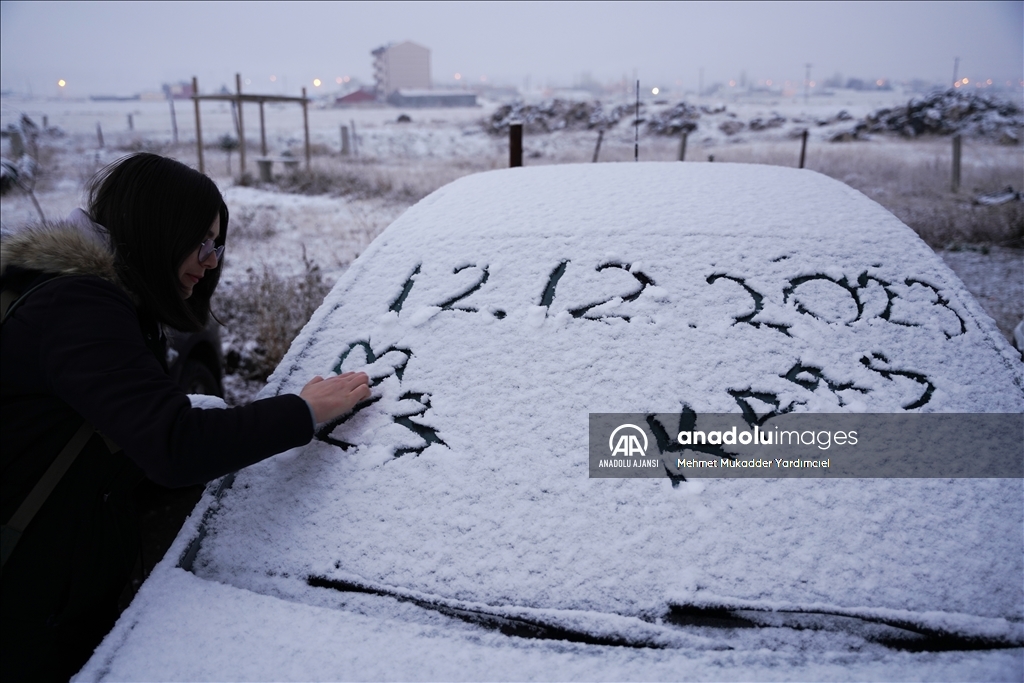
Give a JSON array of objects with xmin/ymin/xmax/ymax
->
[{"xmin": 191, "ymin": 73, "xmax": 311, "ymax": 177}]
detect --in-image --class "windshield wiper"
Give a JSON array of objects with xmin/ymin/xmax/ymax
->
[
  {"xmin": 308, "ymin": 575, "xmax": 661, "ymax": 649},
  {"xmin": 667, "ymin": 602, "xmax": 1023, "ymax": 652}
]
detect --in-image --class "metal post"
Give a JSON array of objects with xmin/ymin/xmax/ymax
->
[
  {"xmin": 951, "ymin": 134, "xmax": 962, "ymax": 192},
  {"xmin": 168, "ymin": 95, "xmax": 178, "ymax": 144},
  {"xmin": 509, "ymin": 123, "xmax": 523, "ymax": 167},
  {"xmin": 127, "ymin": 113, "xmax": 133, "ymax": 131},
  {"xmin": 192, "ymin": 77, "xmax": 204, "ymax": 174},
  {"xmin": 259, "ymin": 100, "xmax": 267, "ymax": 156},
  {"xmin": 302, "ymin": 87, "xmax": 311, "ymax": 170},
  {"xmin": 799, "ymin": 129, "xmax": 808, "ymax": 169},
  {"xmin": 634, "ymin": 80, "xmax": 639, "ymax": 162},
  {"xmin": 592, "ymin": 129, "xmax": 604, "ymax": 163},
  {"xmin": 96, "ymin": 123, "xmax": 104, "ymax": 148},
  {"xmin": 235, "ymin": 74, "xmax": 246, "ymax": 178},
  {"xmin": 678, "ymin": 131, "xmax": 688, "ymax": 161}
]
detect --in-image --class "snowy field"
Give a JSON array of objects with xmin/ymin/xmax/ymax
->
[{"xmin": 2, "ymin": 90, "xmax": 1023, "ymax": 681}]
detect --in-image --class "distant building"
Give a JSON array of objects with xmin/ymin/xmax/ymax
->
[
  {"xmin": 372, "ymin": 41, "xmax": 431, "ymax": 98},
  {"xmin": 163, "ymin": 82, "xmax": 195, "ymax": 100},
  {"xmin": 335, "ymin": 88, "xmax": 379, "ymax": 107},
  {"xmin": 387, "ymin": 89, "xmax": 476, "ymax": 108}
]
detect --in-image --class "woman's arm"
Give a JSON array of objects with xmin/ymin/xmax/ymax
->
[{"xmin": 21, "ymin": 276, "xmax": 330, "ymax": 486}]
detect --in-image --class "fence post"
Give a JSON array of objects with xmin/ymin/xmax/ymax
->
[
  {"xmin": 193, "ymin": 76, "xmax": 204, "ymax": 174},
  {"xmin": 340, "ymin": 125, "xmax": 350, "ymax": 156},
  {"xmin": 259, "ymin": 100, "xmax": 267, "ymax": 157},
  {"xmin": 799, "ymin": 129, "xmax": 808, "ymax": 169},
  {"xmin": 168, "ymin": 96, "xmax": 178, "ymax": 144},
  {"xmin": 592, "ymin": 129, "xmax": 604, "ymax": 163},
  {"xmin": 235, "ymin": 73, "xmax": 246, "ymax": 178},
  {"xmin": 951, "ymin": 134, "xmax": 962, "ymax": 192},
  {"xmin": 510, "ymin": 123, "xmax": 523, "ymax": 167},
  {"xmin": 302, "ymin": 87, "xmax": 311, "ymax": 170},
  {"xmin": 634, "ymin": 79, "xmax": 639, "ymax": 162},
  {"xmin": 678, "ymin": 131, "xmax": 688, "ymax": 161}
]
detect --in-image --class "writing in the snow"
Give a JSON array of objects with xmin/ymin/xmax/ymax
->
[{"xmin": 315, "ymin": 258, "xmax": 956, "ymax": 458}]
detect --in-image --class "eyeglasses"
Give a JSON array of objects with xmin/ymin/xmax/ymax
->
[{"xmin": 198, "ymin": 239, "xmax": 225, "ymax": 264}]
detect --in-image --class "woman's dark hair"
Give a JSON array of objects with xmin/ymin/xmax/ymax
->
[{"xmin": 88, "ymin": 153, "xmax": 228, "ymax": 332}]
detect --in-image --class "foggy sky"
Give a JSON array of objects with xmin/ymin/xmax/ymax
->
[{"xmin": 1, "ymin": 1, "xmax": 1021, "ymax": 97}]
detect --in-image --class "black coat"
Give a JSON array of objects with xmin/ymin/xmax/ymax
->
[{"xmin": 1, "ymin": 223, "xmax": 313, "ymax": 680}]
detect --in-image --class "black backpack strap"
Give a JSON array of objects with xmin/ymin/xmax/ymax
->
[
  {"xmin": 1, "ymin": 274, "xmax": 121, "ymax": 573},
  {"xmin": 1, "ymin": 274, "xmax": 66, "ymax": 326},
  {"xmin": 1, "ymin": 421, "xmax": 95, "ymax": 571},
  {"xmin": 0, "ymin": 288, "xmax": 18, "ymax": 321}
]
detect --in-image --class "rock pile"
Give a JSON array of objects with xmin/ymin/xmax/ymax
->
[
  {"xmin": 718, "ymin": 119, "xmax": 745, "ymax": 136},
  {"xmin": 645, "ymin": 102, "xmax": 700, "ymax": 135},
  {"xmin": 749, "ymin": 113, "xmax": 787, "ymax": 131},
  {"xmin": 487, "ymin": 100, "xmax": 632, "ymax": 135},
  {"xmin": 836, "ymin": 90, "xmax": 1022, "ymax": 143}
]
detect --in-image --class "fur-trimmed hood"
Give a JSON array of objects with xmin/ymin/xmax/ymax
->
[{"xmin": 1, "ymin": 211, "xmax": 123, "ymax": 290}]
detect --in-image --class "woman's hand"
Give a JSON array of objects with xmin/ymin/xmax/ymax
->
[{"xmin": 300, "ymin": 372, "xmax": 371, "ymax": 424}]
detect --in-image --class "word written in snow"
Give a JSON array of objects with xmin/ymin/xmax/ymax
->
[
  {"xmin": 389, "ymin": 261, "xmax": 965, "ymax": 336},
  {"xmin": 646, "ymin": 355, "xmax": 932, "ymax": 486},
  {"xmin": 315, "ymin": 340, "xmax": 447, "ymax": 458},
  {"xmin": 738, "ymin": 357, "xmax": 931, "ymax": 414},
  {"xmin": 390, "ymin": 263, "xmax": 500, "ymax": 316},
  {"xmin": 540, "ymin": 260, "xmax": 655, "ymax": 321},
  {"xmin": 388, "ymin": 260, "xmax": 656, "ymax": 322},
  {"xmin": 707, "ymin": 273, "xmax": 791, "ymax": 335},
  {"xmin": 709, "ymin": 270, "xmax": 966, "ymax": 337},
  {"xmin": 859, "ymin": 352, "xmax": 935, "ymax": 410}
]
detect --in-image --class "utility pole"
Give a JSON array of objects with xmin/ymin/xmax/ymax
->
[
  {"xmin": 804, "ymin": 63, "xmax": 812, "ymax": 104},
  {"xmin": 634, "ymin": 80, "xmax": 639, "ymax": 162}
]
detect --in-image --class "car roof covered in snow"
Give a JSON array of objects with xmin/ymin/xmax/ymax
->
[{"xmin": 80, "ymin": 163, "xmax": 1024, "ymax": 681}]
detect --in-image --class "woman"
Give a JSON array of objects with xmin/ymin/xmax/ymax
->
[{"xmin": 0, "ymin": 153, "xmax": 369, "ymax": 680}]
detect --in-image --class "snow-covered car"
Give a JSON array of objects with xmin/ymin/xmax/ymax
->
[{"xmin": 79, "ymin": 163, "xmax": 1023, "ymax": 681}]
